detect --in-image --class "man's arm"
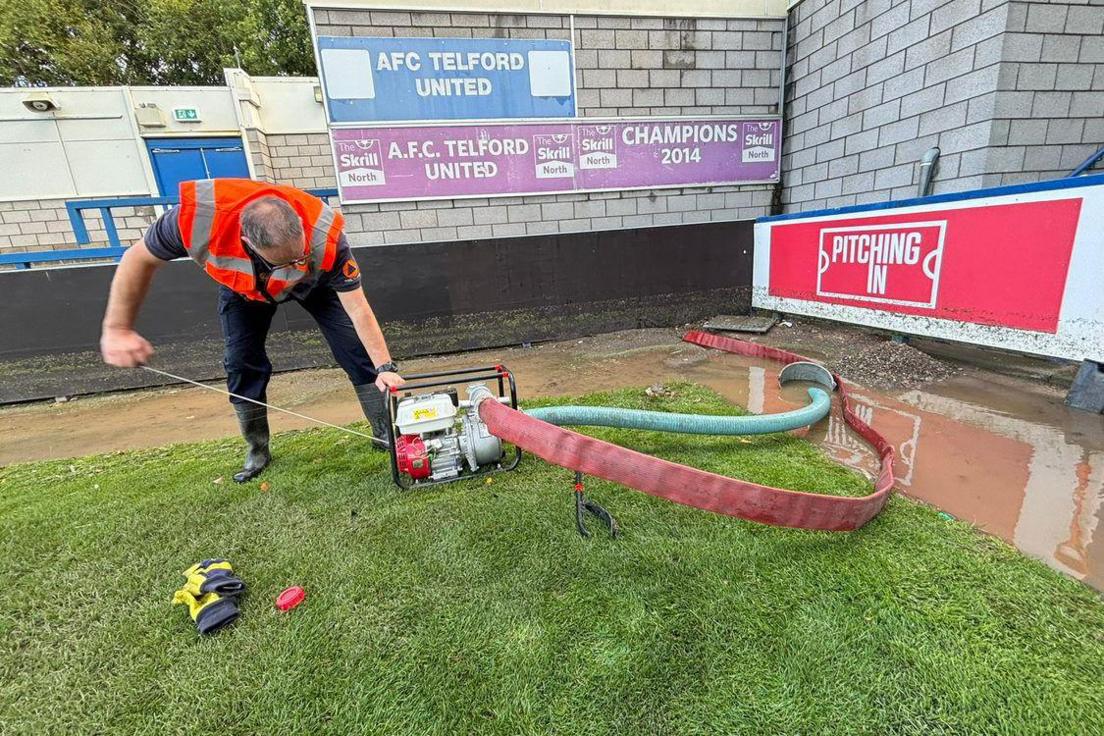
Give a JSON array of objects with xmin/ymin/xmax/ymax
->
[
  {"xmin": 336, "ymin": 288, "xmax": 405, "ymax": 392},
  {"xmin": 100, "ymin": 240, "xmax": 165, "ymax": 367}
]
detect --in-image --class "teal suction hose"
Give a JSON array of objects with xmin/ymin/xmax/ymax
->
[
  {"xmin": 524, "ymin": 361, "xmax": 836, "ymax": 435},
  {"xmin": 525, "ymin": 387, "xmax": 831, "ymax": 434}
]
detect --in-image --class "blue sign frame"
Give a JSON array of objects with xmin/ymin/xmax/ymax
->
[{"xmin": 317, "ymin": 36, "xmax": 576, "ymax": 123}]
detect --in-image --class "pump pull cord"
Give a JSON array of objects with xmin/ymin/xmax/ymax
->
[{"xmin": 139, "ymin": 365, "xmax": 389, "ymax": 448}]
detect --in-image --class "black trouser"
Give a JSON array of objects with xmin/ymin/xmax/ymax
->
[{"xmin": 218, "ymin": 286, "xmax": 377, "ymax": 404}]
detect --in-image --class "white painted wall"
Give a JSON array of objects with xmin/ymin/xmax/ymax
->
[
  {"xmin": 129, "ymin": 87, "xmax": 241, "ymax": 135},
  {"xmin": 251, "ymin": 77, "xmax": 327, "ymax": 134},
  {"xmin": 0, "ymin": 88, "xmax": 150, "ymax": 200},
  {"xmin": 0, "ymin": 75, "xmax": 326, "ymax": 204}
]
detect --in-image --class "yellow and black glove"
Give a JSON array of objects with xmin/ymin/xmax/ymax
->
[
  {"xmin": 172, "ymin": 559, "xmax": 246, "ymax": 635},
  {"xmin": 180, "ymin": 559, "xmax": 246, "ymax": 597}
]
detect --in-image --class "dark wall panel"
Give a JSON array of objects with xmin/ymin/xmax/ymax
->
[{"xmin": 0, "ymin": 221, "xmax": 752, "ymax": 363}]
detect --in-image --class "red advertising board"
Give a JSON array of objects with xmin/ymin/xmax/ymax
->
[{"xmin": 766, "ymin": 199, "xmax": 1082, "ymax": 333}]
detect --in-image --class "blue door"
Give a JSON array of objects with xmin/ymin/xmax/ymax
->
[{"xmin": 145, "ymin": 137, "xmax": 250, "ymax": 196}]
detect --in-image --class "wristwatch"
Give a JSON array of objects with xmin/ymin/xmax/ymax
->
[{"xmin": 376, "ymin": 361, "xmax": 399, "ymax": 374}]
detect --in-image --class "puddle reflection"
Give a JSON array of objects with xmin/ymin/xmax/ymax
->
[{"xmin": 688, "ymin": 356, "xmax": 1104, "ymax": 591}]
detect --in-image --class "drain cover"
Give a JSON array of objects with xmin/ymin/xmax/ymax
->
[{"xmin": 702, "ymin": 314, "xmax": 779, "ymax": 334}]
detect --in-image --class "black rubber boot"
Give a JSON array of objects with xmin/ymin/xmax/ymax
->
[
  {"xmin": 354, "ymin": 383, "xmax": 391, "ymax": 450},
  {"xmin": 233, "ymin": 404, "xmax": 270, "ymax": 483}
]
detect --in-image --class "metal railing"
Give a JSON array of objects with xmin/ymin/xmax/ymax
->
[
  {"xmin": 1069, "ymin": 146, "xmax": 1104, "ymax": 178},
  {"xmin": 0, "ymin": 187, "xmax": 339, "ymax": 270}
]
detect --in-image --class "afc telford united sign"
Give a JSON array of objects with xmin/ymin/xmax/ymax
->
[
  {"xmin": 317, "ymin": 36, "xmax": 576, "ymax": 122},
  {"xmin": 331, "ymin": 118, "xmax": 781, "ymax": 201}
]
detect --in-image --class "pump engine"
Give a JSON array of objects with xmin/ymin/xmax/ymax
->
[{"xmin": 387, "ymin": 365, "xmax": 520, "ymax": 488}]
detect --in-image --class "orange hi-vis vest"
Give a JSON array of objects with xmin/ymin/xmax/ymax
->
[{"xmin": 177, "ymin": 178, "xmax": 343, "ymax": 302}]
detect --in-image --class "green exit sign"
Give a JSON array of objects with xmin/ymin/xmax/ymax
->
[{"xmin": 173, "ymin": 107, "xmax": 200, "ymax": 122}]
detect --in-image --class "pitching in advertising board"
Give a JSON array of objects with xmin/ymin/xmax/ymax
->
[
  {"xmin": 753, "ymin": 176, "xmax": 1104, "ymax": 362},
  {"xmin": 765, "ymin": 198, "xmax": 1082, "ymax": 333},
  {"xmin": 816, "ymin": 221, "xmax": 947, "ymax": 309}
]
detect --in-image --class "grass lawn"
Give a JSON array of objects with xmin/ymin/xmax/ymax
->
[{"xmin": 2, "ymin": 383, "xmax": 1102, "ymax": 735}]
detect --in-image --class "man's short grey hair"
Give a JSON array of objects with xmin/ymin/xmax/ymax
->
[{"xmin": 240, "ymin": 197, "xmax": 305, "ymax": 252}]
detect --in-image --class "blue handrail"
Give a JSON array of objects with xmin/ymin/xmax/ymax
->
[
  {"xmin": 1069, "ymin": 146, "xmax": 1104, "ymax": 177},
  {"xmin": 4, "ymin": 187, "xmax": 339, "ymax": 270},
  {"xmin": 65, "ymin": 195, "xmax": 181, "ymax": 247},
  {"xmin": 0, "ymin": 247, "xmax": 128, "ymax": 270}
]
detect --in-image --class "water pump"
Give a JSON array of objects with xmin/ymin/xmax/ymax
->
[{"xmin": 387, "ymin": 365, "xmax": 521, "ymax": 489}]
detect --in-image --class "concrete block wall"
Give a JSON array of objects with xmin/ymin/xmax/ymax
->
[
  {"xmin": 264, "ymin": 132, "xmax": 339, "ymax": 190},
  {"xmin": 245, "ymin": 129, "xmax": 273, "ymax": 182},
  {"xmin": 0, "ymin": 201, "xmax": 152, "ymax": 254},
  {"xmin": 984, "ymin": 0, "xmax": 1104, "ymax": 185},
  {"xmin": 335, "ymin": 186, "xmax": 773, "ymax": 246},
  {"xmin": 782, "ymin": 0, "xmax": 1104, "ymax": 212},
  {"xmin": 782, "ymin": 0, "xmax": 1013, "ymax": 211},
  {"xmin": 310, "ymin": 8, "xmax": 784, "ymax": 244}
]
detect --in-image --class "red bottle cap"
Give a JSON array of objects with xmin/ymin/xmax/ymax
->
[{"xmin": 276, "ymin": 586, "xmax": 306, "ymax": 611}]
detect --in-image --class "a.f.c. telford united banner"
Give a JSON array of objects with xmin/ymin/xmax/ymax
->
[
  {"xmin": 331, "ymin": 118, "xmax": 781, "ymax": 202},
  {"xmin": 317, "ymin": 36, "xmax": 576, "ymax": 123}
]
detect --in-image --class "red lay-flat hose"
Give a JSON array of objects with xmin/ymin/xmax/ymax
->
[{"xmin": 477, "ymin": 331, "xmax": 895, "ymax": 532}]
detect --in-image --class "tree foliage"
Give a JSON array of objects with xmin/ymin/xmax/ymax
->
[{"xmin": 0, "ymin": 0, "xmax": 315, "ymax": 86}]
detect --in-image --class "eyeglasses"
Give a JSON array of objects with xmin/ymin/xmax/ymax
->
[{"xmin": 242, "ymin": 238, "xmax": 311, "ymax": 270}]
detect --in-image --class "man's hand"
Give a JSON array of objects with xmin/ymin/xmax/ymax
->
[
  {"xmin": 101, "ymin": 327, "xmax": 154, "ymax": 368},
  {"xmin": 100, "ymin": 239, "xmax": 165, "ymax": 368},
  {"xmin": 375, "ymin": 371, "xmax": 405, "ymax": 393}
]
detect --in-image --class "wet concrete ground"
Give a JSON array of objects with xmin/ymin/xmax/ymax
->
[{"xmin": 2, "ymin": 326, "xmax": 1101, "ymax": 591}]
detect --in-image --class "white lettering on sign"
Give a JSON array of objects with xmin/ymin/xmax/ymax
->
[
  {"xmin": 387, "ymin": 141, "xmax": 439, "ymax": 160},
  {"xmin": 339, "ymin": 150, "xmax": 381, "ymax": 168},
  {"xmin": 829, "ymin": 231, "xmax": 923, "ymax": 267},
  {"xmin": 426, "ymin": 52, "xmax": 524, "ymax": 71},
  {"xmin": 621, "ymin": 123, "xmax": 741, "ymax": 146},
  {"xmin": 415, "ymin": 77, "xmax": 492, "ymax": 97},
  {"xmin": 581, "ymin": 137, "xmax": 613, "ymax": 152},
  {"xmin": 425, "ymin": 161, "xmax": 498, "ymax": 180},
  {"xmin": 376, "ymin": 52, "xmax": 421, "ymax": 71},
  {"xmin": 816, "ymin": 222, "xmax": 947, "ymax": 308},
  {"xmin": 442, "ymin": 137, "xmax": 529, "ymax": 157},
  {"xmin": 371, "ymin": 51, "xmax": 529, "ymax": 98}
]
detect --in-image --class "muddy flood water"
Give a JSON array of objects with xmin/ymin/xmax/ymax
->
[{"xmin": 2, "ymin": 329, "xmax": 1102, "ymax": 591}]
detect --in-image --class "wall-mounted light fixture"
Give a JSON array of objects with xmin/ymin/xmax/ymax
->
[
  {"xmin": 134, "ymin": 103, "xmax": 167, "ymax": 128},
  {"xmin": 22, "ymin": 92, "xmax": 59, "ymax": 113}
]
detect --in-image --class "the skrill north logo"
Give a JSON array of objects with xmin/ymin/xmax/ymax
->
[
  {"xmin": 578, "ymin": 125, "xmax": 618, "ymax": 170},
  {"xmin": 741, "ymin": 121, "xmax": 776, "ymax": 163},
  {"xmin": 533, "ymin": 133, "xmax": 575, "ymax": 178},
  {"xmin": 817, "ymin": 221, "xmax": 947, "ymax": 308},
  {"xmin": 336, "ymin": 139, "xmax": 386, "ymax": 187}
]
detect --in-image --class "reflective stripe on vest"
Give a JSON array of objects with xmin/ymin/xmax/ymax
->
[
  {"xmin": 208, "ymin": 254, "xmax": 254, "ymax": 276},
  {"xmin": 310, "ymin": 206, "xmax": 337, "ymax": 273},
  {"xmin": 187, "ymin": 179, "xmax": 217, "ymax": 263}
]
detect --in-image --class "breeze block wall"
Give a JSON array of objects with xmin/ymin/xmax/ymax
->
[
  {"xmin": 309, "ymin": 8, "xmax": 785, "ymax": 246},
  {"xmin": 983, "ymin": 0, "xmax": 1104, "ymax": 186},
  {"xmin": 781, "ymin": 0, "xmax": 1104, "ymax": 212},
  {"xmin": 263, "ymin": 133, "xmax": 340, "ymax": 191},
  {"xmin": 0, "ymin": 200, "xmax": 152, "ymax": 253}
]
